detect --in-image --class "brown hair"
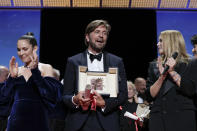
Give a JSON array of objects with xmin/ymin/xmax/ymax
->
[
  {"xmin": 84, "ymin": 19, "xmax": 111, "ymax": 46},
  {"xmin": 18, "ymin": 32, "xmax": 37, "ymax": 48}
]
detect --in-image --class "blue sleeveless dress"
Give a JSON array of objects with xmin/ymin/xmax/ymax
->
[{"xmin": 1, "ymin": 67, "xmax": 62, "ymax": 131}]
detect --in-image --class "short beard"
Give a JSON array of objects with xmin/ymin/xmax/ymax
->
[{"xmin": 89, "ymin": 41, "xmax": 105, "ymax": 53}]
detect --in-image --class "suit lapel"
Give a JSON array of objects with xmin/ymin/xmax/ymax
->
[
  {"xmin": 152, "ymin": 62, "xmax": 174, "ymax": 96},
  {"xmin": 152, "ymin": 62, "xmax": 160, "ymax": 78},
  {"xmin": 162, "ymin": 65, "xmax": 182, "ymax": 95},
  {"xmin": 81, "ymin": 50, "xmax": 88, "ymax": 66},
  {"xmin": 162, "ymin": 78, "xmax": 175, "ymax": 95},
  {"xmin": 103, "ymin": 51, "xmax": 110, "ymax": 72},
  {"xmin": 154, "ymin": 68, "xmax": 160, "ymax": 79}
]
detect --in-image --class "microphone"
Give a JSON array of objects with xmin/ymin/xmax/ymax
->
[{"xmin": 162, "ymin": 52, "xmax": 178, "ymax": 75}]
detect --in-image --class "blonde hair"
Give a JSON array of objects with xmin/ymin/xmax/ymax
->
[
  {"xmin": 160, "ymin": 30, "xmax": 189, "ymax": 63},
  {"xmin": 127, "ymin": 81, "xmax": 137, "ymax": 94},
  {"xmin": 53, "ymin": 68, "xmax": 60, "ymax": 81}
]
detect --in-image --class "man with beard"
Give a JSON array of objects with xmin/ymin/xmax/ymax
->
[
  {"xmin": 134, "ymin": 77, "xmax": 147, "ymax": 104},
  {"xmin": 63, "ymin": 20, "xmax": 128, "ymax": 131},
  {"xmin": 134, "ymin": 77, "xmax": 149, "ymax": 131}
]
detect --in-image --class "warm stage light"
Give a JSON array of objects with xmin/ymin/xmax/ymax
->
[
  {"xmin": 13, "ymin": 0, "xmax": 41, "ymax": 7},
  {"xmin": 0, "ymin": 0, "xmax": 196, "ymax": 9},
  {"xmin": 73, "ymin": 0, "xmax": 100, "ymax": 7},
  {"xmin": 102, "ymin": 0, "xmax": 129, "ymax": 7},
  {"xmin": 0, "ymin": 0, "xmax": 11, "ymax": 6},
  {"xmin": 131, "ymin": 0, "xmax": 159, "ymax": 8},
  {"xmin": 160, "ymin": 0, "xmax": 188, "ymax": 8},
  {"xmin": 189, "ymin": 0, "xmax": 197, "ymax": 8},
  {"xmin": 43, "ymin": 0, "xmax": 70, "ymax": 7}
]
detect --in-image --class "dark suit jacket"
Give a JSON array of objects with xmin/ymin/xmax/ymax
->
[
  {"xmin": 63, "ymin": 50, "xmax": 128, "ymax": 131},
  {"xmin": 146, "ymin": 59, "xmax": 197, "ymax": 131}
]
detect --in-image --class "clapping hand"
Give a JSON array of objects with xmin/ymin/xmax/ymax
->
[
  {"xmin": 28, "ymin": 50, "xmax": 38, "ymax": 69},
  {"xmin": 9, "ymin": 56, "xmax": 18, "ymax": 78}
]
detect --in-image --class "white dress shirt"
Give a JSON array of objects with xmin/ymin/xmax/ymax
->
[
  {"xmin": 87, "ymin": 50, "xmax": 106, "ymax": 111},
  {"xmin": 87, "ymin": 51, "xmax": 104, "ymax": 72},
  {"xmin": 72, "ymin": 50, "xmax": 104, "ymax": 107}
]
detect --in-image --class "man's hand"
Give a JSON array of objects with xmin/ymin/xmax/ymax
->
[
  {"xmin": 93, "ymin": 90, "xmax": 105, "ymax": 108},
  {"xmin": 73, "ymin": 91, "xmax": 91, "ymax": 110}
]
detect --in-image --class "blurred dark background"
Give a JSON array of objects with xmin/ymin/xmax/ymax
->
[{"xmin": 40, "ymin": 8, "xmax": 157, "ymax": 81}]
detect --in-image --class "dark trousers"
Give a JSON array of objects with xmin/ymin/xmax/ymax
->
[
  {"xmin": 80, "ymin": 111, "xmax": 104, "ymax": 131},
  {"xmin": 49, "ymin": 119, "xmax": 65, "ymax": 131},
  {"xmin": 0, "ymin": 119, "xmax": 7, "ymax": 131}
]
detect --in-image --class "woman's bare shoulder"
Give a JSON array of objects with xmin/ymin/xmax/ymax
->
[{"xmin": 38, "ymin": 63, "xmax": 53, "ymax": 77}]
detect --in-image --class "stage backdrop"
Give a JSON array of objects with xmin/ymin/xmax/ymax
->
[
  {"xmin": 40, "ymin": 8, "xmax": 157, "ymax": 81},
  {"xmin": 156, "ymin": 10, "xmax": 197, "ymax": 57},
  {"xmin": 2, "ymin": 9, "xmax": 197, "ymax": 80},
  {"xmin": 0, "ymin": 9, "xmax": 40, "ymax": 68}
]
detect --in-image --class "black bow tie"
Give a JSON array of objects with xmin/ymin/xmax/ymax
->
[{"xmin": 89, "ymin": 53, "xmax": 102, "ymax": 62}]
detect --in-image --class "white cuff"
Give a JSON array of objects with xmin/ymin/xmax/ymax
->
[
  {"xmin": 101, "ymin": 106, "xmax": 106, "ymax": 112},
  {"xmin": 72, "ymin": 96, "xmax": 79, "ymax": 108}
]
